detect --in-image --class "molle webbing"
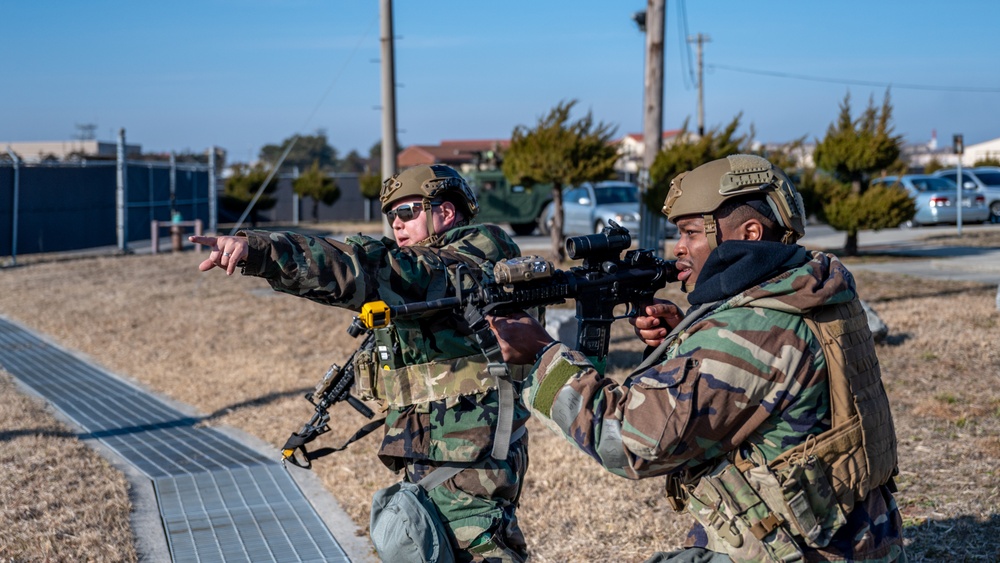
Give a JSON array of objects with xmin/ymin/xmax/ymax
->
[
  {"xmin": 767, "ymin": 299, "xmax": 898, "ymax": 514},
  {"xmin": 375, "ymin": 355, "xmax": 526, "ymax": 408}
]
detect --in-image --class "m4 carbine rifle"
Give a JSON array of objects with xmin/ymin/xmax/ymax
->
[
  {"xmin": 281, "ymin": 318, "xmax": 383, "ymax": 469},
  {"xmin": 357, "ymin": 221, "xmax": 679, "ymax": 372}
]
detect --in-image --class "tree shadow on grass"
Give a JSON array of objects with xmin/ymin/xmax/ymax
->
[
  {"xmin": 0, "ymin": 386, "xmax": 315, "ymax": 443},
  {"xmin": 903, "ymin": 513, "xmax": 1000, "ymax": 561}
]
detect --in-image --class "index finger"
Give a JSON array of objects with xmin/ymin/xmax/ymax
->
[
  {"xmin": 645, "ymin": 301, "xmax": 680, "ymax": 318},
  {"xmin": 188, "ymin": 235, "xmax": 218, "ymax": 248}
]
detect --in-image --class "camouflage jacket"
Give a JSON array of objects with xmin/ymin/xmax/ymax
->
[
  {"xmin": 523, "ymin": 242, "xmax": 903, "ymax": 561},
  {"xmin": 240, "ymin": 224, "xmax": 529, "ymax": 467}
]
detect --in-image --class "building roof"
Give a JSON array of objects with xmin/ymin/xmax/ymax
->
[{"xmin": 397, "ymin": 139, "xmax": 509, "ymax": 168}]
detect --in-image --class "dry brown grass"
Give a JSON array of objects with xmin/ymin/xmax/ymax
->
[
  {"xmin": 0, "ymin": 236, "xmax": 998, "ymax": 561},
  {"xmin": 0, "ymin": 371, "xmax": 137, "ymax": 562}
]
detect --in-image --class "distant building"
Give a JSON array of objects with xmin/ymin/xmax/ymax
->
[
  {"xmin": 963, "ymin": 137, "xmax": 1000, "ymax": 165},
  {"xmin": 397, "ymin": 139, "xmax": 508, "ymax": 172},
  {"xmin": 2, "ymin": 139, "xmax": 141, "ymax": 162},
  {"xmin": 901, "ymin": 132, "xmax": 1000, "ymax": 171},
  {"xmin": 397, "ymin": 133, "xmax": 685, "ymax": 181},
  {"xmin": 614, "ymin": 130, "xmax": 683, "ymax": 180}
]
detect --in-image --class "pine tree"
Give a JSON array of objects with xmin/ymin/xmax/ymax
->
[
  {"xmin": 293, "ymin": 161, "xmax": 340, "ymax": 223},
  {"xmin": 259, "ymin": 131, "xmax": 338, "ymax": 172},
  {"xmin": 221, "ymin": 163, "xmax": 279, "ymax": 227},
  {"xmin": 646, "ymin": 115, "xmax": 752, "ymax": 212},
  {"xmin": 813, "ymin": 91, "xmax": 913, "ymax": 255},
  {"xmin": 503, "ymin": 100, "xmax": 619, "ymax": 261}
]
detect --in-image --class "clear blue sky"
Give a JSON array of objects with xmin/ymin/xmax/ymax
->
[{"xmin": 4, "ymin": 1, "xmax": 1000, "ymax": 164}]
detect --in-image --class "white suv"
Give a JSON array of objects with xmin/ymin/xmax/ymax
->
[{"xmin": 933, "ymin": 167, "xmax": 1000, "ymax": 221}]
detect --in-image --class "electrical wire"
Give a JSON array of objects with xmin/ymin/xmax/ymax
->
[
  {"xmin": 230, "ymin": 13, "xmax": 379, "ymax": 234},
  {"xmin": 708, "ymin": 63, "xmax": 1000, "ymax": 93},
  {"xmin": 677, "ymin": 0, "xmax": 695, "ymax": 89}
]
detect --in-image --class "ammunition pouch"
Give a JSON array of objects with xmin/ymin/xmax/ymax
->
[
  {"xmin": 765, "ymin": 414, "xmax": 867, "ymax": 517},
  {"xmin": 676, "ymin": 448, "xmax": 847, "ymax": 562},
  {"xmin": 354, "ymin": 352, "xmax": 527, "ymax": 408},
  {"xmin": 682, "ymin": 460, "xmax": 805, "ymax": 562},
  {"xmin": 353, "ymin": 345, "xmax": 379, "ymax": 402}
]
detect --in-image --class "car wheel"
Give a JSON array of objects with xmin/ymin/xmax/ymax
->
[
  {"xmin": 991, "ymin": 201, "xmax": 1000, "ymax": 219},
  {"xmin": 510, "ymin": 222, "xmax": 537, "ymax": 236},
  {"xmin": 594, "ymin": 220, "xmax": 605, "ymax": 234}
]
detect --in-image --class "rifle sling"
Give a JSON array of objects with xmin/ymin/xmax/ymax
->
[
  {"xmin": 462, "ymin": 300, "xmax": 515, "ymax": 461},
  {"xmin": 284, "ymin": 417, "xmax": 386, "ymax": 469}
]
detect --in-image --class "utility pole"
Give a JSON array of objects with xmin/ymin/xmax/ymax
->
[
  {"xmin": 954, "ymin": 134, "xmax": 964, "ymax": 236},
  {"xmin": 380, "ymin": 0, "xmax": 398, "ymax": 236},
  {"xmin": 687, "ymin": 33, "xmax": 710, "ymax": 137},
  {"xmin": 634, "ymin": 0, "xmax": 666, "ymax": 256}
]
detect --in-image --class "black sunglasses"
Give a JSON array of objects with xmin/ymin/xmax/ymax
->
[{"xmin": 387, "ymin": 201, "xmax": 441, "ymax": 222}]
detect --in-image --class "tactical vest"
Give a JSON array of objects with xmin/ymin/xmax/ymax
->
[
  {"xmin": 353, "ymin": 325, "xmax": 527, "ymax": 409},
  {"xmin": 665, "ymin": 299, "xmax": 899, "ymax": 561}
]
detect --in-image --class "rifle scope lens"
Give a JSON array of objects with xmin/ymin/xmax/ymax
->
[{"xmin": 565, "ymin": 231, "xmax": 631, "ymax": 260}]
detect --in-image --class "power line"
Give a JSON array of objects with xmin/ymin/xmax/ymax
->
[
  {"xmin": 230, "ymin": 13, "xmax": 379, "ymax": 234},
  {"xmin": 676, "ymin": 0, "xmax": 695, "ymax": 89},
  {"xmin": 708, "ymin": 63, "xmax": 1000, "ymax": 93}
]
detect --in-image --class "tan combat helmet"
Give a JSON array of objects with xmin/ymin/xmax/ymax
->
[
  {"xmin": 661, "ymin": 154, "xmax": 806, "ymax": 249},
  {"xmin": 380, "ymin": 164, "xmax": 479, "ymax": 240}
]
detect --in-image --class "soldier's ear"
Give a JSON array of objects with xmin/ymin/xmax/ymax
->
[
  {"xmin": 438, "ymin": 200, "xmax": 459, "ymax": 226},
  {"xmin": 723, "ymin": 218, "xmax": 764, "ymax": 241},
  {"xmin": 742, "ymin": 219, "xmax": 764, "ymax": 241}
]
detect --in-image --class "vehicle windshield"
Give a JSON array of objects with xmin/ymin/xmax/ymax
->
[
  {"xmin": 594, "ymin": 185, "xmax": 639, "ymax": 205},
  {"xmin": 911, "ymin": 177, "xmax": 955, "ymax": 192},
  {"xmin": 974, "ymin": 170, "xmax": 1000, "ymax": 187}
]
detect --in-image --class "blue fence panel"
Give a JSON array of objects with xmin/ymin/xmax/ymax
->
[{"xmin": 1, "ymin": 162, "xmax": 211, "ymax": 257}]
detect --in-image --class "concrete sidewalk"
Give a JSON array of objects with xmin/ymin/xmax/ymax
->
[
  {"xmin": 799, "ymin": 224, "xmax": 1000, "ymax": 285},
  {"xmin": 0, "ymin": 315, "xmax": 376, "ymax": 563}
]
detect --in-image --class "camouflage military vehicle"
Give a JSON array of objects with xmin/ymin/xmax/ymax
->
[{"xmin": 465, "ymin": 169, "xmax": 553, "ymax": 236}]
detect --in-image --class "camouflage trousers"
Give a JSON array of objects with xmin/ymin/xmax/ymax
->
[
  {"xmin": 644, "ymin": 548, "xmax": 732, "ymax": 563},
  {"xmin": 405, "ymin": 437, "xmax": 529, "ymax": 563}
]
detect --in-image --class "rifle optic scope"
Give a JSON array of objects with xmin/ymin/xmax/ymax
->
[{"xmin": 565, "ymin": 225, "xmax": 631, "ymax": 260}]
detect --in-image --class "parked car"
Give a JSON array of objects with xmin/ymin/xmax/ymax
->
[
  {"xmin": 870, "ymin": 174, "xmax": 989, "ymax": 227},
  {"xmin": 539, "ymin": 181, "xmax": 677, "ymax": 239},
  {"xmin": 932, "ymin": 167, "xmax": 1000, "ymax": 220}
]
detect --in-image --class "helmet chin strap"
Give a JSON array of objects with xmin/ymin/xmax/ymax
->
[
  {"xmin": 424, "ymin": 197, "xmax": 437, "ymax": 240},
  {"xmin": 703, "ymin": 213, "xmax": 722, "ymax": 250},
  {"xmin": 683, "ymin": 212, "xmax": 721, "ymax": 294}
]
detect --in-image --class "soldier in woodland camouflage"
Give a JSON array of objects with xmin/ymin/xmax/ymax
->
[
  {"xmin": 489, "ymin": 155, "xmax": 905, "ymax": 562},
  {"xmin": 191, "ymin": 164, "xmax": 530, "ymax": 562}
]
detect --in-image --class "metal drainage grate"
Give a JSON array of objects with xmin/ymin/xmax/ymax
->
[{"xmin": 0, "ymin": 316, "xmax": 350, "ymax": 562}]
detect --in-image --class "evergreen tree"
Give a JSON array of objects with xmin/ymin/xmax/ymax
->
[
  {"xmin": 259, "ymin": 131, "xmax": 338, "ymax": 172},
  {"xmin": 221, "ymin": 163, "xmax": 279, "ymax": 227},
  {"xmin": 341, "ymin": 149, "xmax": 369, "ymax": 173},
  {"xmin": 647, "ymin": 115, "xmax": 753, "ymax": 212},
  {"xmin": 503, "ymin": 100, "xmax": 618, "ymax": 261},
  {"xmin": 359, "ymin": 172, "xmax": 383, "ymax": 222},
  {"xmin": 923, "ymin": 156, "xmax": 945, "ymax": 174},
  {"xmin": 293, "ymin": 161, "xmax": 340, "ymax": 223},
  {"xmin": 973, "ymin": 155, "xmax": 1000, "ymax": 167},
  {"xmin": 813, "ymin": 91, "xmax": 913, "ymax": 255}
]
